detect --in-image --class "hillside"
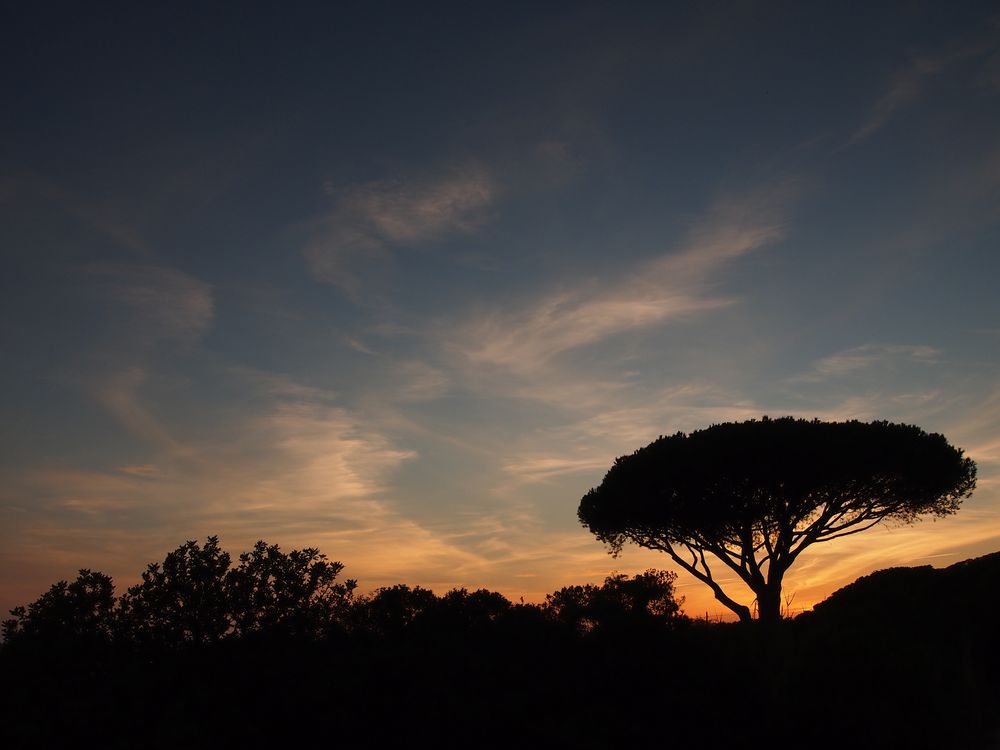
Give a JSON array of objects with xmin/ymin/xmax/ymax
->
[{"xmin": 806, "ymin": 551, "xmax": 1000, "ymax": 626}]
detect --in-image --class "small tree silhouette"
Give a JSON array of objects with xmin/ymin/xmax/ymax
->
[
  {"xmin": 545, "ymin": 569, "xmax": 683, "ymax": 634},
  {"xmin": 351, "ymin": 584, "xmax": 438, "ymax": 637},
  {"xmin": 118, "ymin": 536, "xmax": 232, "ymax": 645},
  {"xmin": 2, "ymin": 569, "xmax": 115, "ymax": 644},
  {"xmin": 226, "ymin": 540, "xmax": 356, "ymax": 639}
]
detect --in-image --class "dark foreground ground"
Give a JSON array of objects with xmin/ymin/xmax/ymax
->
[{"xmin": 3, "ymin": 553, "xmax": 998, "ymax": 749}]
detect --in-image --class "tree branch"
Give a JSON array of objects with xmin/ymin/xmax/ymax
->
[
  {"xmin": 648, "ymin": 539, "xmax": 752, "ymax": 622},
  {"xmin": 812, "ymin": 517, "xmax": 886, "ymax": 543}
]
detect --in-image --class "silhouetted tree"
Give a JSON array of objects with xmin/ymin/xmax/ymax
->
[
  {"xmin": 545, "ymin": 570, "xmax": 683, "ymax": 634},
  {"xmin": 118, "ymin": 536, "xmax": 232, "ymax": 644},
  {"xmin": 351, "ymin": 584, "xmax": 438, "ymax": 637},
  {"xmin": 578, "ymin": 418, "xmax": 976, "ymax": 624},
  {"xmin": 437, "ymin": 587, "xmax": 512, "ymax": 621},
  {"xmin": 413, "ymin": 588, "xmax": 513, "ymax": 638},
  {"xmin": 226, "ymin": 540, "xmax": 356, "ymax": 639},
  {"xmin": 2, "ymin": 569, "xmax": 115, "ymax": 644}
]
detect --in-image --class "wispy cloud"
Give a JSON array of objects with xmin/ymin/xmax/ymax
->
[
  {"xmin": 117, "ymin": 464, "xmax": 161, "ymax": 478},
  {"xmin": 87, "ymin": 263, "xmax": 214, "ymax": 344},
  {"xmin": 335, "ymin": 170, "xmax": 494, "ymax": 244},
  {"xmin": 850, "ymin": 57, "xmax": 949, "ymax": 144},
  {"xmin": 225, "ymin": 365, "xmax": 339, "ymax": 403},
  {"xmin": 496, "ymin": 382, "xmax": 764, "ymax": 487},
  {"xmin": 13, "ymin": 173, "xmax": 157, "ymax": 258},
  {"xmin": 250, "ymin": 400, "xmax": 417, "ymax": 505},
  {"xmin": 303, "ymin": 166, "xmax": 496, "ymax": 296},
  {"xmin": 71, "ymin": 264, "xmax": 214, "ymax": 453},
  {"xmin": 93, "ymin": 367, "xmax": 187, "ymax": 453},
  {"xmin": 791, "ymin": 344, "xmax": 941, "ymax": 383},
  {"xmin": 458, "ymin": 183, "xmax": 793, "ymax": 375},
  {"xmin": 0, "ymin": 371, "xmax": 460, "ymax": 606},
  {"xmin": 421, "ymin": 180, "xmax": 799, "ymax": 520},
  {"xmin": 849, "ymin": 24, "xmax": 1000, "ymax": 144},
  {"xmin": 390, "ymin": 360, "xmax": 452, "ymax": 402}
]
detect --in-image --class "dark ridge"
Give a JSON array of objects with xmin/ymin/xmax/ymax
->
[{"xmin": 805, "ymin": 551, "xmax": 1000, "ymax": 624}]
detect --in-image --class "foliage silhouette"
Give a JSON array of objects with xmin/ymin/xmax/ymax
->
[
  {"xmin": 350, "ymin": 583, "xmax": 439, "ymax": 638},
  {"xmin": 226, "ymin": 540, "xmax": 356, "ymax": 639},
  {"xmin": 578, "ymin": 417, "xmax": 977, "ymax": 623},
  {"xmin": 2, "ymin": 569, "xmax": 115, "ymax": 645},
  {"xmin": 436, "ymin": 587, "xmax": 512, "ymax": 624},
  {"xmin": 112, "ymin": 536, "xmax": 356, "ymax": 645},
  {"xmin": 544, "ymin": 569, "xmax": 683, "ymax": 635},
  {"xmin": 118, "ymin": 536, "xmax": 232, "ymax": 645},
  {"xmin": 2, "ymin": 536, "xmax": 999, "ymax": 748}
]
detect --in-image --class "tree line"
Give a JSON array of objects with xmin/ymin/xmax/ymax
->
[
  {"xmin": 3, "ymin": 536, "xmax": 685, "ymax": 649},
  {"xmin": 5, "ymin": 538, "xmax": 998, "ymax": 749}
]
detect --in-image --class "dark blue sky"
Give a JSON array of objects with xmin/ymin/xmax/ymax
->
[{"xmin": 2, "ymin": 2, "xmax": 999, "ymax": 617}]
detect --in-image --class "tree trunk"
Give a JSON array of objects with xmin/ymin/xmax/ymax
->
[
  {"xmin": 756, "ymin": 582, "xmax": 783, "ymax": 625},
  {"xmin": 714, "ymin": 590, "xmax": 752, "ymax": 623}
]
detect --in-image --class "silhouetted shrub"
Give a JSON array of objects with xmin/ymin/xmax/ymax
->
[
  {"xmin": 117, "ymin": 536, "xmax": 232, "ymax": 645},
  {"xmin": 227, "ymin": 540, "xmax": 356, "ymax": 640},
  {"xmin": 2, "ymin": 569, "xmax": 115, "ymax": 645},
  {"xmin": 349, "ymin": 583, "xmax": 437, "ymax": 638},
  {"xmin": 544, "ymin": 569, "xmax": 684, "ymax": 635}
]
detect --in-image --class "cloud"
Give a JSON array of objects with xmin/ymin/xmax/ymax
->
[
  {"xmin": 849, "ymin": 26, "xmax": 1000, "ymax": 144},
  {"xmin": 7, "ymin": 467, "xmax": 148, "ymax": 516},
  {"xmin": 51, "ymin": 263, "xmax": 216, "ymax": 458},
  {"xmin": 226, "ymin": 365, "xmax": 339, "ymax": 403},
  {"xmin": 303, "ymin": 166, "xmax": 496, "ymax": 295},
  {"xmin": 850, "ymin": 57, "xmax": 948, "ymax": 144},
  {"xmin": 87, "ymin": 263, "xmax": 214, "ymax": 344},
  {"xmin": 337, "ymin": 170, "xmax": 494, "ymax": 244},
  {"xmin": 391, "ymin": 360, "xmax": 451, "ymax": 402},
  {"xmin": 466, "ymin": 290, "xmax": 727, "ymax": 374},
  {"xmin": 10, "ymin": 172, "xmax": 158, "ymax": 258},
  {"xmin": 117, "ymin": 464, "xmax": 160, "ymax": 477},
  {"xmin": 93, "ymin": 367, "xmax": 188, "ymax": 453},
  {"xmin": 0, "ymin": 372, "xmax": 455, "ymax": 611},
  {"xmin": 414, "ymin": 180, "xmax": 799, "ymax": 522},
  {"xmin": 937, "ymin": 388, "xmax": 1000, "ymax": 470},
  {"xmin": 502, "ymin": 455, "xmax": 611, "ymax": 483},
  {"xmin": 458, "ymin": 183, "xmax": 791, "ymax": 375},
  {"xmin": 496, "ymin": 382, "xmax": 764, "ymax": 487},
  {"xmin": 791, "ymin": 344, "xmax": 941, "ymax": 383},
  {"xmin": 252, "ymin": 400, "xmax": 417, "ymax": 504},
  {"xmin": 7, "ymin": 380, "xmax": 422, "ymax": 530}
]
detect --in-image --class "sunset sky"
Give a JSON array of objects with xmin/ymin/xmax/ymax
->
[{"xmin": 2, "ymin": 2, "xmax": 999, "ymax": 620}]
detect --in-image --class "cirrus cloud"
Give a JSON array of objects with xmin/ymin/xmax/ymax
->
[
  {"xmin": 457, "ymin": 181, "xmax": 794, "ymax": 375},
  {"xmin": 304, "ymin": 165, "xmax": 497, "ymax": 296}
]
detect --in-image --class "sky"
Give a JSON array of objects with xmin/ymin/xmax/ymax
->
[{"xmin": 2, "ymin": 1, "xmax": 1000, "ymax": 620}]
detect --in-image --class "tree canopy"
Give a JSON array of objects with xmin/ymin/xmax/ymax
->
[
  {"xmin": 544, "ymin": 569, "xmax": 683, "ymax": 635},
  {"xmin": 118, "ymin": 536, "xmax": 233, "ymax": 645},
  {"xmin": 226, "ymin": 540, "xmax": 356, "ymax": 639},
  {"xmin": 2, "ymin": 569, "xmax": 115, "ymax": 645},
  {"xmin": 113, "ymin": 536, "xmax": 356, "ymax": 644},
  {"xmin": 578, "ymin": 417, "xmax": 977, "ymax": 623}
]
